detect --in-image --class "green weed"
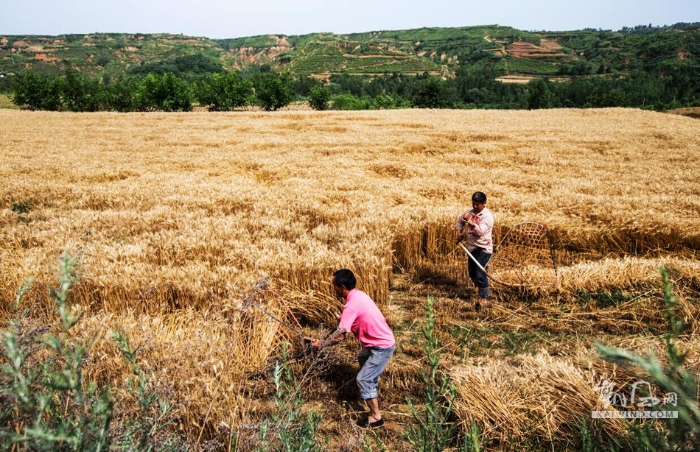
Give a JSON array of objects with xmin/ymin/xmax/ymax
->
[
  {"xmin": 403, "ymin": 296, "xmax": 459, "ymax": 451},
  {"xmin": 0, "ymin": 252, "xmax": 187, "ymax": 451},
  {"xmin": 11, "ymin": 199, "xmax": 32, "ymax": 215},
  {"xmin": 578, "ymin": 288, "xmax": 632, "ymax": 308},
  {"xmin": 595, "ymin": 268, "xmax": 700, "ymax": 451},
  {"xmin": 255, "ymin": 343, "xmax": 323, "ymax": 452}
]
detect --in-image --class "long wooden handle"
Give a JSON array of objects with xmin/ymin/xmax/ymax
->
[{"xmin": 457, "ymin": 242, "xmax": 510, "ymax": 287}]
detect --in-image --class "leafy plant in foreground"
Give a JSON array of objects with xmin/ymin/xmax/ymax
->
[
  {"xmin": 404, "ymin": 296, "xmax": 462, "ymax": 451},
  {"xmin": 595, "ymin": 268, "xmax": 700, "ymax": 451},
  {"xmin": 0, "ymin": 252, "xmax": 186, "ymax": 451},
  {"xmin": 0, "ymin": 252, "xmax": 112, "ymax": 451},
  {"xmin": 255, "ymin": 343, "xmax": 322, "ymax": 452},
  {"xmin": 112, "ymin": 331, "xmax": 184, "ymax": 451}
]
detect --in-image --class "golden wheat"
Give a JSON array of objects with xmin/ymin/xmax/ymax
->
[
  {"xmin": 1, "ymin": 108, "xmax": 698, "ymax": 446},
  {"xmin": 451, "ymin": 350, "xmax": 630, "ymax": 449}
]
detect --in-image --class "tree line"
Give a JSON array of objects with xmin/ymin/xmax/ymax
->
[
  {"xmin": 9, "ymin": 67, "xmax": 294, "ymax": 112},
  {"xmin": 7, "ymin": 64, "xmax": 699, "ymax": 112}
]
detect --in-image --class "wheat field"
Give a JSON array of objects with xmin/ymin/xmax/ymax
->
[{"xmin": 1, "ymin": 108, "xmax": 699, "ymax": 449}]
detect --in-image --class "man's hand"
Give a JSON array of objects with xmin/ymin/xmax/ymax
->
[
  {"xmin": 308, "ymin": 338, "xmax": 323, "ymax": 350},
  {"xmin": 310, "ymin": 330, "xmax": 346, "ymax": 350},
  {"xmin": 303, "ymin": 336, "xmax": 319, "ymax": 349}
]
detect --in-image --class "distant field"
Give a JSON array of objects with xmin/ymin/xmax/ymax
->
[
  {"xmin": 1, "ymin": 109, "xmax": 698, "ymax": 449},
  {"xmin": 496, "ymin": 74, "xmax": 573, "ymax": 84}
]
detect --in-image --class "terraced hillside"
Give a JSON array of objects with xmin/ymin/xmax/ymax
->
[{"xmin": 1, "ymin": 23, "xmax": 697, "ymax": 81}]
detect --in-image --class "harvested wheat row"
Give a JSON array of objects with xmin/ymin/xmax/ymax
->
[
  {"xmin": 558, "ymin": 256, "xmax": 700, "ymax": 294},
  {"xmin": 450, "ymin": 351, "xmax": 629, "ymax": 449},
  {"xmin": 73, "ymin": 297, "xmax": 297, "ymax": 439}
]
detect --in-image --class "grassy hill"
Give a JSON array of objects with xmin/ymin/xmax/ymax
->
[{"xmin": 1, "ymin": 23, "xmax": 698, "ymax": 82}]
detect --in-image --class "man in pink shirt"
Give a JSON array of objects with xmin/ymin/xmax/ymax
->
[{"xmin": 311, "ymin": 269, "xmax": 395, "ymax": 428}]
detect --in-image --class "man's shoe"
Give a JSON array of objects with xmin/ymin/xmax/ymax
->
[
  {"xmin": 474, "ymin": 299, "xmax": 492, "ymax": 312},
  {"xmin": 357, "ymin": 417, "xmax": 385, "ymax": 428}
]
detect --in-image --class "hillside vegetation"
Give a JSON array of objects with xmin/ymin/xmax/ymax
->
[{"xmin": 1, "ymin": 23, "xmax": 698, "ymax": 81}]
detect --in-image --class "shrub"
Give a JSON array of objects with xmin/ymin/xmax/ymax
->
[
  {"xmin": 0, "ymin": 252, "xmax": 113, "ymax": 450},
  {"xmin": 330, "ymin": 94, "xmax": 369, "ymax": 110},
  {"xmin": 370, "ymin": 93, "xmax": 409, "ymax": 110}
]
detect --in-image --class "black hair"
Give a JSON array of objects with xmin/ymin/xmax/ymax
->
[
  {"xmin": 333, "ymin": 268, "xmax": 357, "ymax": 290},
  {"xmin": 472, "ymin": 191, "xmax": 487, "ymax": 204}
]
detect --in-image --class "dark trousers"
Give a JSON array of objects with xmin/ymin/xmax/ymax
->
[{"xmin": 468, "ymin": 247, "xmax": 492, "ymax": 298}]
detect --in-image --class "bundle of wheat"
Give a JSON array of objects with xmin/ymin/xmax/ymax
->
[
  {"xmin": 558, "ymin": 256, "xmax": 700, "ymax": 294},
  {"xmin": 450, "ymin": 360, "xmax": 531, "ymax": 442},
  {"xmin": 450, "ymin": 351, "xmax": 629, "ymax": 449}
]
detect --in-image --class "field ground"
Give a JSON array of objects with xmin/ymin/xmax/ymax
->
[
  {"xmin": 1, "ymin": 109, "xmax": 699, "ymax": 450},
  {"xmin": 667, "ymin": 106, "xmax": 700, "ymax": 119},
  {"xmin": 495, "ymin": 74, "xmax": 571, "ymax": 84}
]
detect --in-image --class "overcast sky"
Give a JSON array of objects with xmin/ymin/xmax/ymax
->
[{"xmin": 1, "ymin": 0, "xmax": 698, "ymax": 39}]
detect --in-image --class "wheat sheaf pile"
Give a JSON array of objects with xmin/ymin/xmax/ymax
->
[{"xmin": 1, "ymin": 108, "xmax": 699, "ymax": 449}]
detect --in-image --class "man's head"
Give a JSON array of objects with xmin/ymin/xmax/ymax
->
[
  {"xmin": 471, "ymin": 191, "xmax": 487, "ymax": 213},
  {"xmin": 332, "ymin": 268, "xmax": 356, "ymax": 298}
]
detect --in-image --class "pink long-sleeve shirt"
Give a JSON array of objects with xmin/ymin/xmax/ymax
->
[
  {"xmin": 338, "ymin": 289, "xmax": 395, "ymax": 349},
  {"xmin": 455, "ymin": 207, "xmax": 494, "ymax": 253}
]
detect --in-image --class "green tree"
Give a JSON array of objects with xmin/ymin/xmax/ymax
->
[
  {"xmin": 292, "ymin": 75, "xmax": 321, "ymax": 97},
  {"xmin": 412, "ymin": 76, "xmax": 453, "ymax": 109},
  {"xmin": 127, "ymin": 54, "xmax": 223, "ymax": 82},
  {"xmin": 11, "ymin": 72, "xmax": 63, "ymax": 111},
  {"xmin": 307, "ymin": 86, "xmax": 331, "ymax": 111},
  {"xmin": 137, "ymin": 72, "xmax": 192, "ymax": 112},
  {"xmin": 527, "ymin": 78, "xmax": 554, "ymax": 109},
  {"xmin": 329, "ymin": 73, "xmax": 365, "ymax": 97},
  {"xmin": 196, "ymin": 71, "xmax": 253, "ymax": 111},
  {"xmin": 62, "ymin": 69, "xmax": 102, "ymax": 112},
  {"xmin": 253, "ymin": 71, "xmax": 294, "ymax": 111},
  {"xmin": 0, "ymin": 75, "xmax": 12, "ymax": 93},
  {"xmin": 103, "ymin": 76, "xmax": 139, "ymax": 112}
]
